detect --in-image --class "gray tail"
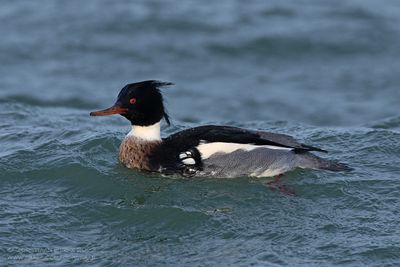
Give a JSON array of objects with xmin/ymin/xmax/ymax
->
[{"xmin": 296, "ymin": 153, "xmax": 353, "ymax": 172}]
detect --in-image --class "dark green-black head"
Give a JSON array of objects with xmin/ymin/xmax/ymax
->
[{"xmin": 90, "ymin": 80, "xmax": 172, "ymax": 126}]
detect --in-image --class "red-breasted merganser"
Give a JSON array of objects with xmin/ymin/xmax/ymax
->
[{"xmin": 90, "ymin": 80, "xmax": 351, "ymax": 178}]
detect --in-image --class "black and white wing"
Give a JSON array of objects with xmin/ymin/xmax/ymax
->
[{"xmin": 165, "ymin": 125, "xmax": 327, "ymax": 153}]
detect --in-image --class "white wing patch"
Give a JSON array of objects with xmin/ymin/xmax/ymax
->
[
  {"xmin": 182, "ymin": 158, "xmax": 196, "ymax": 165},
  {"xmin": 179, "ymin": 152, "xmax": 190, "ymax": 159},
  {"xmin": 179, "ymin": 151, "xmax": 196, "ymax": 165},
  {"xmin": 196, "ymin": 142, "xmax": 292, "ymax": 160}
]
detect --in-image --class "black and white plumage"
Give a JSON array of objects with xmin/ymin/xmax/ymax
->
[{"xmin": 90, "ymin": 80, "xmax": 351, "ymax": 178}]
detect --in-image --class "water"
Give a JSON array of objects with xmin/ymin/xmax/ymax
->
[{"xmin": 1, "ymin": 0, "xmax": 400, "ymax": 266}]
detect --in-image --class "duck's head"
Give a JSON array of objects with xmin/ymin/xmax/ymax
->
[{"xmin": 90, "ymin": 80, "xmax": 172, "ymax": 126}]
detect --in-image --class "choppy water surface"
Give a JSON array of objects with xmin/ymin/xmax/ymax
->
[{"xmin": 1, "ymin": 0, "xmax": 400, "ymax": 266}]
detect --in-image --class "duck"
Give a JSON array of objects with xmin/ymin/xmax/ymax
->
[{"xmin": 90, "ymin": 80, "xmax": 351, "ymax": 179}]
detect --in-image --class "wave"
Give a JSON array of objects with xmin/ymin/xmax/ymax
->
[
  {"xmin": 1, "ymin": 95, "xmax": 99, "ymax": 109},
  {"xmin": 207, "ymin": 35, "xmax": 381, "ymax": 59},
  {"xmin": 368, "ymin": 116, "xmax": 400, "ymax": 130}
]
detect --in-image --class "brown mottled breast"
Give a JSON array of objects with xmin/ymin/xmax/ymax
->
[{"xmin": 118, "ymin": 136, "xmax": 161, "ymax": 171}]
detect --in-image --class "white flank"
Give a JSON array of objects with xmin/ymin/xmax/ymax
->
[
  {"xmin": 197, "ymin": 142, "xmax": 292, "ymax": 159},
  {"xmin": 127, "ymin": 122, "xmax": 161, "ymax": 141}
]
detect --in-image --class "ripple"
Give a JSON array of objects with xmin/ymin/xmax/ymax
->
[
  {"xmin": 1, "ymin": 0, "xmax": 400, "ymax": 265},
  {"xmin": 260, "ymin": 7, "xmax": 296, "ymax": 18},
  {"xmin": 368, "ymin": 116, "xmax": 400, "ymax": 130},
  {"xmin": 327, "ymin": 7, "xmax": 381, "ymax": 21},
  {"xmin": 1, "ymin": 95, "xmax": 99, "ymax": 109},
  {"xmin": 207, "ymin": 35, "xmax": 379, "ymax": 59}
]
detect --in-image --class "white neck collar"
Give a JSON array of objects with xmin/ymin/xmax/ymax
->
[{"xmin": 127, "ymin": 122, "xmax": 161, "ymax": 141}]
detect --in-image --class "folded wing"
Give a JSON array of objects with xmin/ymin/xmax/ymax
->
[{"xmin": 165, "ymin": 125, "xmax": 327, "ymax": 153}]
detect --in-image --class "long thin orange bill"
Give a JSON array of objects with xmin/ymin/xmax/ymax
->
[{"xmin": 90, "ymin": 105, "xmax": 128, "ymax": 116}]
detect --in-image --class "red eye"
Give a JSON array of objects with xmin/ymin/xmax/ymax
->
[{"xmin": 130, "ymin": 98, "xmax": 137, "ymax": 104}]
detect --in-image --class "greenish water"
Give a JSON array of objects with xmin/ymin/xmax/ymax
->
[{"xmin": 1, "ymin": 0, "xmax": 400, "ymax": 266}]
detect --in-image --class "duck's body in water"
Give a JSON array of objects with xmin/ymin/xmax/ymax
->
[{"xmin": 90, "ymin": 80, "xmax": 351, "ymax": 179}]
